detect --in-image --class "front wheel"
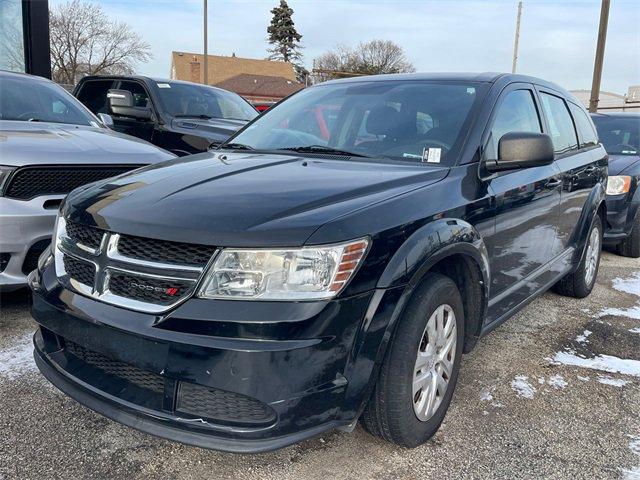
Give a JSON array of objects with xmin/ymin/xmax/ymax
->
[
  {"xmin": 615, "ymin": 213, "xmax": 640, "ymax": 258},
  {"xmin": 553, "ymin": 214, "xmax": 603, "ymax": 298},
  {"xmin": 360, "ymin": 273, "xmax": 464, "ymax": 447}
]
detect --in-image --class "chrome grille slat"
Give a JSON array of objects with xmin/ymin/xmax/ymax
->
[{"xmin": 55, "ymin": 218, "xmax": 216, "ymax": 313}]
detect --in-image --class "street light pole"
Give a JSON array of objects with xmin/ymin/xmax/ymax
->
[
  {"xmin": 512, "ymin": 1, "xmax": 523, "ymax": 74},
  {"xmin": 203, "ymin": 0, "xmax": 208, "ymax": 85},
  {"xmin": 589, "ymin": 0, "xmax": 610, "ymax": 113}
]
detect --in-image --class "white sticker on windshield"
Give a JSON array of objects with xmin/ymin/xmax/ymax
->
[
  {"xmin": 157, "ymin": 83, "xmax": 171, "ymax": 88},
  {"xmin": 422, "ymin": 147, "xmax": 441, "ymax": 163}
]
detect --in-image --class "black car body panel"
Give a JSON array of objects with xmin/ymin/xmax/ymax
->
[
  {"xmin": 31, "ymin": 73, "xmax": 608, "ymax": 452},
  {"xmin": 591, "ymin": 113, "xmax": 640, "ymax": 245},
  {"xmin": 73, "ymin": 76, "xmax": 258, "ymax": 156}
]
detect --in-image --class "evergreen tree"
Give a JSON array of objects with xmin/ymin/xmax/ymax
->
[{"xmin": 267, "ymin": 0, "xmax": 303, "ymax": 64}]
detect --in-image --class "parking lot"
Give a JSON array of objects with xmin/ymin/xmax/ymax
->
[{"xmin": 0, "ymin": 251, "xmax": 638, "ymax": 480}]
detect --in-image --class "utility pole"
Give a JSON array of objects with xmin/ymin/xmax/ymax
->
[
  {"xmin": 203, "ymin": 0, "xmax": 208, "ymax": 85},
  {"xmin": 511, "ymin": 1, "xmax": 523, "ymax": 74},
  {"xmin": 589, "ymin": 0, "xmax": 610, "ymax": 113}
]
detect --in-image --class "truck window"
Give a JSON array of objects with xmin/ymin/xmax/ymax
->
[
  {"xmin": 118, "ymin": 81, "xmax": 151, "ymax": 108},
  {"xmin": 540, "ymin": 93, "xmax": 579, "ymax": 154},
  {"xmin": 76, "ymin": 80, "xmax": 115, "ymax": 114}
]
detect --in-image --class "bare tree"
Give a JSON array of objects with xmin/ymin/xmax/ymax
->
[
  {"xmin": 313, "ymin": 39, "xmax": 415, "ymax": 82},
  {"xmin": 49, "ymin": 0, "xmax": 151, "ymax": 85}
]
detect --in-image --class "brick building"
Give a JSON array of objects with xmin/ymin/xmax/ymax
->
[{"xmin": 170, "ymin": 51, "xmax": 303, "ymax": 102}]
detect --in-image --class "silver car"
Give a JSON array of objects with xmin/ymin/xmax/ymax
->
[{"xmin": 0, "ymin": 71, "xmax": 175, "ymax": 291}]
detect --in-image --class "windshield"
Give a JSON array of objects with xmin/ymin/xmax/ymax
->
[
  {"xmin": 227, "ymin": 80, "xmax": 487, "ymax": 165},
  {"xmin": 152, "ymin": 81, "xmax": 258, "ymax": 121},
  {"xmin": 591, "ymin": 115, "xmax": 640, "ymax": 155},
  {"xmin": 0, "ymin": 75, "xmax": 98, "ymax": 126}
]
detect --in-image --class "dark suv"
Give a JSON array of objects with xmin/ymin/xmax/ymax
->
[
  {"xmin": 31, "ymin": 73, "xmax": 607, "ymax": 452},
  {"xmin": 74, "ymin": 76, "xmax": 258, "ymax": 156}
]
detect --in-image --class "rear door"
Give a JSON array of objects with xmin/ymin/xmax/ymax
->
[
  {"xmin": 536, "ymin": 88, "xmax": 604, "ymax": 254},
  {"xmin": 481, "ymin": 83, "xmax": 563, "ymax": 321}
]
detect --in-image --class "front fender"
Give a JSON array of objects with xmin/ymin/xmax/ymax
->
[{"xmin": 340, "ymin": 219, "xmax": 491, "ymax": 421}]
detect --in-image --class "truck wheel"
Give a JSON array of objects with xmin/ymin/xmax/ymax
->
[
  {"xmin": 553, "ymin": 214, "xmax": 603, "ymax": 298},
  {"xmin": 360, "ymin": 273, "xmax": 464, "ymax": 447},
  {"xmin": 615, "ymin": 214, "xmax": 640, "ymax": 258}
]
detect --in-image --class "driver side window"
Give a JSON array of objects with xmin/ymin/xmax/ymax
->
[{"xmin": 487, "ymin": 89, "xmax": 542, "ymax": 160}]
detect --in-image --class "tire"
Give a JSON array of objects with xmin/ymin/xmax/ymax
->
[
  {"xmin": 360, "ymin": 273, "xmax": 465, "ymax": 447},
  {"xmin": 615, "ymin": 213, "xmax": 640, "ymax": 258},
  {"xmin": 553, "ymin": 214, "xmax": 603, "ymax": 298}
]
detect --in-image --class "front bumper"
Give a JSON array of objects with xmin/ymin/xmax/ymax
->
[
  {"xmin": 0, "ymin": 195, "xmax": 62, "ymax": 290},
  {"xmin": 29, "ymin": 263, "xmax": 383, "ymax": 452},
  {"xmin": 604, "ymin": 189, "xmax": 639, "ymax": 244}
]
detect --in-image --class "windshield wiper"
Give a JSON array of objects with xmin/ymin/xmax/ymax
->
[
  {"xmin": 280, "ymin": 145, "xmax": 371, "ymax": 158},
  {"xmin": 218, "ymin": 142, "xmax": 254, "ymax": 151},
  {"xmin": 174, "ymin": 114, "xmax": 215, "ymax": 120}
]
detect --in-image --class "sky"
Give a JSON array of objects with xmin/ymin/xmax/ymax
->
[{"xmin": 49, "ymin": 0, "xmax": 640, "ymax": 94}]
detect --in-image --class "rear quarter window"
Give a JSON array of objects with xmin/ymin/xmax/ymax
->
[
  {"xmin": 539, "ymin": 92, "xmax": 579, "ymax": 155},
  {"xmin": 568, "ymin": 103, "xmax": 598, "ymax": 148}
]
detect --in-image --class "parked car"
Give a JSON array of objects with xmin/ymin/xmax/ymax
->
[
  {"xmin": 591, "ymin": 112, "xmax": 640, "ymax": 257},
  {"xmin": 0, "ymin": 70, "xmax": 175, "ymax": 291},
  {"xmin": 30, "ymin": 72, "xmax": 607, "ymax": 452},
  {"xmin": 74, "ymin": 76, "xmax": 258, "ymax": 156}
]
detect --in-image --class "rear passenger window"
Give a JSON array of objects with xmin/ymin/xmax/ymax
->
[
  {"xmin": 487, "ymin": 89, "xmax": 541, "ymax": 159},
  {"xmin": 568, "ymin": 103, "xmax": 598, "ymax": 148},
  {"xmin": 540, "ymin": 93, "xmax": 578, "ymax": 154}
]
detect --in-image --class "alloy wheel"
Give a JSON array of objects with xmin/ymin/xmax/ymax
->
[
  {"xmin": 412, "ymin": 304, "xmax": 457, "ymax": 422},
  {"xmin": 584, "ymin": 225, "xmax": 600, "ymax": 286}
]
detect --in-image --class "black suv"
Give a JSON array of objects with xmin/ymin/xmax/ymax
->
[
  {"xmin": 74, "ymin": 76, "xmax": 258, "ymax": 156},
  {"xmin": 31, "ymin": 73, "xmax": 607, "ymax": 452}
]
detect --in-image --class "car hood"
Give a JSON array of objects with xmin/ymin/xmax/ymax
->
[
  {"xmin": 65, "ymin": 152, "xmax": 448, "ymax": 247},
  {"xmin": 0, "ymin": 120, "xmax": 175, "ymax": 166},
  {"xmin": 169, "ymin": 117, "xmax": 249, "ymax": 142},
  {"xmin": 608, "ymin": 154, "xmax": 640, "ymax": 175}
]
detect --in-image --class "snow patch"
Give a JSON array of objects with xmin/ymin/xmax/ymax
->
[
  {"xmin": 575, "ymin": 330, "xmax": 592, "ymax": 344},
  {"xmin": 480, "ymin": 387, "xmax": 504, "ymax": 407},
  {"xmin": 622, "ymin": 435, "xmax": 640, "ymax": 480},
  {"xmin": 0, "ymin": 333, "xmax": 36, "ymax": 379},
  {"xmin": 511, "ymin": 375, "xmax": 536, "ymax": 399},
  {"xmin": 612, "ymin": 272, "xmax": 640, "ymax": 297},
  {"xmin": 597, "ymin": 375, "xmax": 631, "ymax": 387},
  {"xmin": 630, "ymin": 327, "xmax": 640, "ymax": 334},
  {"xmin": 552, "ymin": 351, "xmax": 640, "ymax": 378},
  {"xmin": 577, "ymin": 375, "xmax": 590, "ymax": 382},
  {"xmin": 547, "ymin": 374, "xmax": 568, "ymax": 389},
  {"xmin": 600, "ymin": 306, "xmax": 640, "ymax": 320}
]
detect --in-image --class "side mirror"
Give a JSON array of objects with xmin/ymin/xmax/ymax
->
[
  {"xmin": 97, "ymin": 113, "xmax": 114, "ymax": 128},
  {"xmin": 107, "ymin": 89, "xmax": 151, "ymax": 120},
  {"xmin": 486, "ymin": 132, "xmax": 554, "ymax": 172}
]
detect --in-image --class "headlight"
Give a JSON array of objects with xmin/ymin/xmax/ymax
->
[
  {"xmin": 197, "ymin": 238, "xmax": 369, "ymax": 300},
  {"xmin": 606, "ymin": 176, "xmax": 631, "ymax": 195},
  {"xmin": 51, "ymin": 215, "xmax": 66, "ymax": 256},
  {"xmin": 0, "ymin": 165, "xmax": 17, "ymax": 196}
]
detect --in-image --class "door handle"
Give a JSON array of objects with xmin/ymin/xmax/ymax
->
[{"xmin": 546, "ymin": 178, "xmax": 562, "ymax": 188}]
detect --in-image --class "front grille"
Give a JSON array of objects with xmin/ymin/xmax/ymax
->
[
  {"xmin": 63, "ymin": 254, "xmax": 95, "ymax": 286},
  {"xmin": 22, "ymin": 240, "xmax": 50, "ymax": 275},
  {"xmin": 117, "ymin": 234, "xmax": 216, "ymax": 267},
  {"xmin": 109, "ymin": 271, "xmax": 192, "ymax": 305},
  {"xmin": 65, "ymin": 341, "xmax": 164, "ymax": 394},
  {"xmin": 66, "ymin": 221, "xmax": 104, "ymax": 250},
  {"xmin": 58, "ymin": 221, "xmax": 216, "ymax": 312},
  {"xmin": 5, "ymin": 166, "xmax": 139, "ymax": 200},
  {"xmin": 177, "ymin": 382, "xmax": 276, "ymax": 424}
]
